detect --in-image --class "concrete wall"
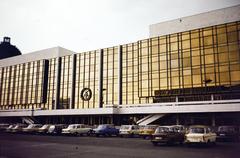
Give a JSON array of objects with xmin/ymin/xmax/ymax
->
[
  {"xmin": 149, "ymin": 5, "xmax": 240, "ymax": 37},
  {"xmin": 0, "ymin": 47, "xmax": 75, "ymax": 68}
]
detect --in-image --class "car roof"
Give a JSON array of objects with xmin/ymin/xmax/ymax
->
[
  {"xmin": 189, "ymin": 125, "xmax": 210, "ymax": 128},
  {"xmin": 218, "ymin": 125, "xmax": 237, "ymax": 128}
]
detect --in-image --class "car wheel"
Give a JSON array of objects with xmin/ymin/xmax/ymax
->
[
  {"xmin": 130, "ymin": 133, "xmax": 134, "ymax": 138},
  {"xmin": 86, "ymin": 131, "xmax": 91, "ymax": 136},
  {"xmin": 212, "ymin": 141, "xmax": 216, "ymax": 146},
  {"xmin": 152, "ymin": 142, "xmax": 158, "ymax": 146},
  {"xmin": 207, "ymin": 140, "xmax": 211, "ymax": 146}
]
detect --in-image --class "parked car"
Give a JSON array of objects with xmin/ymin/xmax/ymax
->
[
  {"xmin": 62, "ymin": 124, "xmax": 83, "ymax": 135},
  {"xmin": 139, "ymin": 125, "xmax": 158, "ymax": 139},
  {"xmin": 171, "ymin": 125, "xmax": 186, "ymax": 134},
  {"xmin": 48, "ymin": 124, "xmax": 68, "ymax": 135},
  {"xmin": 119, "ymin": 125, "xmax": 140, "ymax": 137},
  {"xmin": 151, "ymin": 126, "xmax": 185, "ymax": 146},
  {"xmin": 216, "ymin": 126, "xmax": 239, "ymax": 142},
  {"xmin": 69, "ymin": 124, "xmax": 93, "ymax": 136},
  {"xmin": 11, "ymin": 124, "xmax": 28, "ymax": 133},
  {"xmin": 22, "ymin": 124, "xmax": 42, "ymax": 133},
  {"xmin": 185, "ymin": 125, "xmax": 217, "ymax": 145},
  {"xmin": 37, "ymin": 124, "xmax": 52, "ymax": 134},
  {"xmin": 0, "ymin": 124, "xmax": 9, "ymax": 132},
  {"xmin": 92, "ymin": 124, "xmax": 119, "ymax": 137}
]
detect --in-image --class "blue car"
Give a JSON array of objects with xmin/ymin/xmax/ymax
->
[{"xmin": 93, "ymin": 124, "xmax": 119, "ymax": 137}]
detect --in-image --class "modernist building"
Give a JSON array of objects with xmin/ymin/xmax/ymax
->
[{"xmin": 0, "ymin": 5, "xmax": 240, "ymax": 126}]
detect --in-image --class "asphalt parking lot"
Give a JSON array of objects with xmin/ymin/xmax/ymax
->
[{"xmin": 0, "ymin": 133, "xmax": 239, "ymax": 158}]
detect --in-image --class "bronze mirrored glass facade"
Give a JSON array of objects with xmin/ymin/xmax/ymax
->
[
  {"xmin": 0, "ymin": 60, "xmax": 47, "ymax": 110},
  {"xmin": 0, "ymin": 21, "xmax": 239, "ymax": 110}
]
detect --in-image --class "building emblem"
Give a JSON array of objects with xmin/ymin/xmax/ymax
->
[{"xmin": 81, "ymin": 88, "xmax": 92, "ymax": 101}]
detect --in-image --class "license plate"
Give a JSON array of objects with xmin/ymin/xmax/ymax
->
[
  {"xmin": 155, "ymin": 137, "xmax": 162, "ymax": 140},
  {"xmin": 220, "ymin": 134, "xmax": 225, "ymax": 136}
]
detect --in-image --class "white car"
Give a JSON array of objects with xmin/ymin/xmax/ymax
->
[
  {"xmin": 119, "ymin": 125, "xmax": 140, "ymax": 137},
  {"xmin": 69, "ymin": 124, "xmax": 93, "ymax": 136},
  {"xmin": 185, "ymin": 125, "xmax": 217, "ymax": 145},
  {"xmin": 62, "ymin": 124, "xmax": 84, "ymax": 135},
  {"xmin": 22, "ymin": 124, "xmax": 43, "ymax": 133}
]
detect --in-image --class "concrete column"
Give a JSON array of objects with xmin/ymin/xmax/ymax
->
[
  {"xmin": 55, "ymin": 57, "xmax": 62, "ymax": 109},
  {"xmin": 211, "ymin": 94, "xmax": 214, "ymax": 104},
  {"xmin": 176, "ymin": 114, "xmax": 180, "ymax": 125},
  {"xmin": 70, "ymin": 54, "xmax": 76, "ymax": 109},
  {"xmin": 211, "ymin": 113, "xmax": 216, "ymax": 127},
  {"xmin": 118, "ymin": 45, "xmax": 123, "ymax": 106},
  {"xmin": 98, "ymin": 49, "xmax": 104, "ymax": 108}
]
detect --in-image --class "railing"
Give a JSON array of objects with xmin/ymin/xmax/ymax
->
[
  {"xmin": 1, "ymin": 99, "xmax": 240, "ymax": 113},
  {"xmin": 118, "ymin": 99, "xmax": 240, "ymax": 108}
]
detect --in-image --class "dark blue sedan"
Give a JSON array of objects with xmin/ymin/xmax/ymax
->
[{"xmin": 93, "ymin": 124, "xmax": 119, "ymax": 137}]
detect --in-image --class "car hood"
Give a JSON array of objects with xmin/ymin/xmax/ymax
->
[{"xmin": 62, "ymin": 128, "xmax": 71, "ymax": 131}]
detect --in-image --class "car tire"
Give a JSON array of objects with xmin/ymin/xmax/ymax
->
[
  {"xmin": 86, "ymin": 131, "xmax": 91, "ymax": 136},
  {"xmin": 212, "ymin": 141, "xmax": 216, "ymax": 146},
  {"xmin": 207, "ymin": 140, "xmax": 211, "ymax": 146},
  {"xmin": 130, "ymin": 133, "xmax": 134, "ymax": 138},
  {"xmin": 152, "ymin": 142, "xmax": 158, "ymax": 146}
]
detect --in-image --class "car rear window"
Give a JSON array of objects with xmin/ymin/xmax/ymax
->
[{"xmin": 190, "ymin": 127, "xmax": 204, "ymax": 134}]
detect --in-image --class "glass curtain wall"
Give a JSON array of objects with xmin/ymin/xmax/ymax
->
[
  {"xmin": 102, "ymin": 47, "xmax": 118, "ymax": 106},
  {"xmin": 59, "ymin": 55, "xmax": 72, "ymax": 109},
  {"xmin": 136, "ymin": 21, "xmax": 240, "ymax": 103},
  {"xmin": 75, "ymin": 51, "xmax": 99, "ymax": 109},
  {"xmin": 122, "ymin": 43, "xmax": 139, "ymax": 104},
  {"xmin": 0, "ymin": 60, "xmax": 45, "ymax": 110},
  {"xmin": 45, "ymin": 58, "xmax": 57, "ymax": 110},
  {"xmin": 0, "ymin": 21, "xmax": 239, "ymax": 110}
]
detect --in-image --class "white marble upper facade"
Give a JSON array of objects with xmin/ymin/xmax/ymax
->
[
  {"xmin": 149, "ymin": 5, "xmax": 240, "ymax": 37},
  {"xmin": 0, "ymin": 46, "xmax": 75, "ymax": 68}
]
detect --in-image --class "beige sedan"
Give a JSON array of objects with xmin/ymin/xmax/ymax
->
[{"xmin": 185, "ymin": 125, "xmax": 217, "ymax": 145}]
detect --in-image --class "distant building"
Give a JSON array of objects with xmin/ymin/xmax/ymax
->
[
  {"xmin": 0, "ymin": 37, "xmax": 21, "ymax": 60},
  {"xmin": 0, "ymin": 5, "xmax": 240, "ymax": 126}
]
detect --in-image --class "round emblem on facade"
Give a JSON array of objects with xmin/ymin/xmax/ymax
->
[{"xmin": 81, "ymin": 88, "xmax": 92, "ymax": 101}]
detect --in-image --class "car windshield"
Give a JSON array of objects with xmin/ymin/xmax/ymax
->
[
  {"xmin": 97, "ymin": 125, "xmax": 107, "ymax": 129},
  {"xmin": 67, "ymin": 125, "xmax": 75, "ymax": 129},
  {"xmin": 190, "ymin": 127, "xmax": 205, "ymax": 134},
  {"xmin": 78, "ymin": 125, "xmax": 85, "ymax": 128},
  {"xmin": 219, "ymin": 126, "xmax": 236, "ymax": 132},
  {"xmin": 172, "ymin": 126, "xmax": 184, "ymax": 131},
  {"xmin": 120, "ymin": 125, "xmax": 131, "ymax": 130},
  {"xmin": 49, "ymin": 125, "xmax": 55, "ymax": 129},
  {"xmin": 155, "ymin": 127, "xmax": 171, "ymax": 133}
]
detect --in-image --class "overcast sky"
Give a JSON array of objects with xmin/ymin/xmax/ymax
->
[{"xmin": 0, "ymin": 0, "xmax": 240, "ymax": 54}]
